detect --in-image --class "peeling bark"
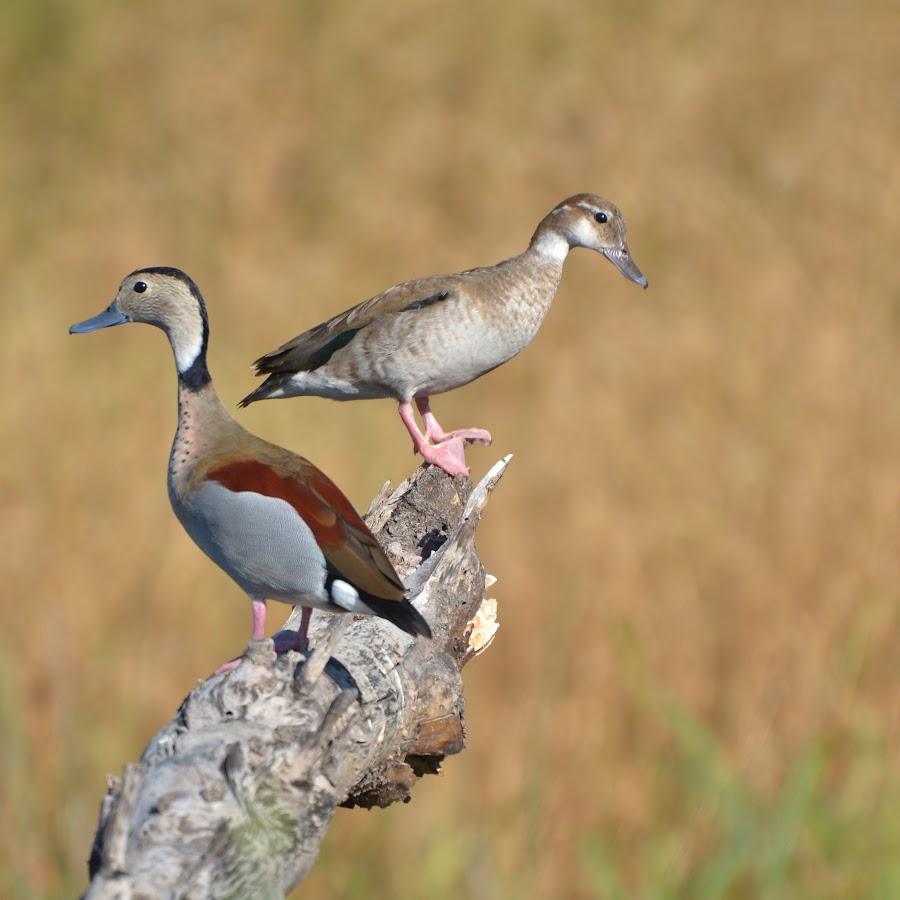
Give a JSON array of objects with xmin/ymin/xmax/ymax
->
[{"xmin": 84, "ymin": 457, "xmax": 510, "ymax": 899}]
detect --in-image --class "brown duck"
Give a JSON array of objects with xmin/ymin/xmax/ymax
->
[{"xmin": 242, "ymin": 194, "xmax": 648, "ymax": 476}]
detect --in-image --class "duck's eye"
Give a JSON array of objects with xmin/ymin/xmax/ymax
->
[
  {"xmin": 133, "ymin": 281, "xmax": 148, "ymax": 293},
  {"xmin": 594, "ymin": 212, "xmax": 608, "ymax": 224}
]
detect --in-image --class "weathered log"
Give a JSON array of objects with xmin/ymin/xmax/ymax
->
[{"xmin": 83, "ymin": 456, "xmax": 510, "ymax": 899}]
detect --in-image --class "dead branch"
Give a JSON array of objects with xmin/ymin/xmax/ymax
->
[{"xmin": 83, "ymin": 456, "xmax": 510, "ymax": 899}]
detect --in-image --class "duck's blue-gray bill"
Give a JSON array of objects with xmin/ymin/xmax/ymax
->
[{"xmin": 69, "ymin": 304, "xmax": 128, "ymax": 334}]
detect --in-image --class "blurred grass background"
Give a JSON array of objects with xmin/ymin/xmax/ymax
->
[{"xmin": 1, "ymin": 0, "xmax": 898, "ymax": 896}]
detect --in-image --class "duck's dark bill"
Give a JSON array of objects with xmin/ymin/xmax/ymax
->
[
  {"xmin": 70, "ymin": 304, "xmax": 128, "ymax": 334},
  {"xmin": 605, "ymin": 248, "xmax": 648, "ymax": 289}
]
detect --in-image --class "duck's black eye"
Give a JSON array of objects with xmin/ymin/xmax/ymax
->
[
  {"xmin": 594, "ymin": 212, "xmax": 608, "ymax": 224},
  {"xmin": 133, "ymin": 281, "xmax": 148, "ymax": 293}
]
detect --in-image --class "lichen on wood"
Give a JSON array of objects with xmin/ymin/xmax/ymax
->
[{"xmin": 84, "ymin": 456, "xmax": 510, "ymax": 899}]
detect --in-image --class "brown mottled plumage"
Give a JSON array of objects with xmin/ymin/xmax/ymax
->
[{"xmin": 241, "ymin": 194, "xmax": 648, "ymax": 476}]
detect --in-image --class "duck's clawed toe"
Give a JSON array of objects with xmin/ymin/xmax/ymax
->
[
  {"xmin": 432, "ymin": 426, "xmax": 492, "ymax": 447},
  {"xmin": 212, "ymin": 656, "xmax": 244, "ymax": 676},
  {"xmin": 418, "ymin": 437, "xmax": 471, "ymax": 478},
  {"xmin": 413, "ymin": 397, "xmax": 492, "ymax": 450}
]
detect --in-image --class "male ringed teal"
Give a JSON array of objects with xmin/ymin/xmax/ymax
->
[
  {"xmin": 240, "ymin": 194, "xmax": 648, "ymax": 477},
  {"xmin": 70, "ymin": 267, "xmax": 431, "ymax": 672}
]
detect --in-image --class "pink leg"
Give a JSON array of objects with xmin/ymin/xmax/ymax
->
[
  {"xmin": 251, "ymin": 597, "xmax": 267, "ymax": 639},
  {"xmin": 214, "ymin": 598, "xmax": 269, "ymax": 674},
  {"xmin": 415, "ymin": 397, "xmax": 492, "ymax": 446},
  {"xmin": 398, "ymin": 401, "xmax": 471, "ymax": 477},
  {"xmin": 213, "ymin": 600, "xmax": 311, "ymax": 676},
  {"xmin": 272, "ymin": 606, "xmax": 312, "ymax": 655}
]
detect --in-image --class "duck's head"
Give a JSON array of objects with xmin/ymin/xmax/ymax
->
[
  {"xmin": 532, "ymin": 194, "xmax": 648, "ymax": 288},
  {"xmin": 70, "ymin": 267, "xmax": 210, "ymax": 377}
]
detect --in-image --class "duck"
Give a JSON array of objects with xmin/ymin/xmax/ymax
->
[
  {"xmin": 70, "ymin": 267, "xmax": 431, "ymax": 672},
  {"xmin": 240, "ymin": 193, "xmax": 648, "ymax": 477}
]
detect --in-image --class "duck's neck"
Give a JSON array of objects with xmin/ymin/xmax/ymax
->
[
  {"xmin": 178, "ymin": 350, "xmax": 212, "ymax": 392},
  {"xmin": 172, "ymin": 325, "xmax": 221, "ymax": 431},
  {"xmin": 171, "ymin": 329, "xmax": 236, "ymax": 473},
  {"xmin": 526, "ymin": 206, "xmax": 575, "ymax": 262},
  {"xmin": 176, "ymin": 378, "xmax": 232, "ymax": 429},
  {"xmin": 166, "ymin": 285, "xmax": 212, "ymax": 390},
  {"xmin": 488, "ymin": 220, "xmax": 568, "ymax": 312},
  {"xmin": 527, "ymin": 227, "xmax": 571, "ymax": 263},
  {"xmin": 170, "ymin": 379, "xmax": 238, "ymax": 489}
]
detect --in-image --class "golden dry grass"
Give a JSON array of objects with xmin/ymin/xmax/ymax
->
[{"xmin": 1, "ymin": 0, "xmax": 899, "ymax": 896}]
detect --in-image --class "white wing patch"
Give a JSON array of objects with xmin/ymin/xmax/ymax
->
[{"xmin": 331, "ymin": 579, "xmax": 365, "ymax": 612}]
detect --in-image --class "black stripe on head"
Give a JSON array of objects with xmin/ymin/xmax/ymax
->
[{"xmin": 131, "ymin": 265, "xmax": 202, "ymax": 292}]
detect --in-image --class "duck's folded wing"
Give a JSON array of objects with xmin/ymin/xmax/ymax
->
[
  {"xmin": 253, "ymin": 275, "xmax": 457, "ymax": 376},
  {"xmin": 206, "ymin": 457, "xmax": 405, "ymax": 602}
]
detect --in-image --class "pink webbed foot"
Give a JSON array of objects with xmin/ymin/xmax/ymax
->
[
  {"xmin": 398, "ymin": 400, "xmax": 472, "ymax": 477},
  {"xmin": 415, "ymin": 397, "xmax": 492, "ymax": 446},
  {"xmin": 430, "ymin": 426, "xmax": 492, "ymax": 446},
  {"xmin": 212, "ymin": 657, "xmax": 244, "ymax": 675},
  {"xmin": 417, "ymin": 436, "xmax": 471, "ymax": 477}
]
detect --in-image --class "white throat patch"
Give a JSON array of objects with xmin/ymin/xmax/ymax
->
[
  {"xmin": 173, "ymin": 327, "xmax": 203, "ymax": 374},
  {"xmin": 532, "ymin": 230, "xmax": 570, "ymax": 261},
  {"xmin": 167, "ymin": 301, "xmax": 205, "ymax": 374}
]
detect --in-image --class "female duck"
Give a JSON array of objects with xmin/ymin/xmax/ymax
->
[{"xmin": 241, "ymin": 194, "xmax": 648, "ymax": 476}]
